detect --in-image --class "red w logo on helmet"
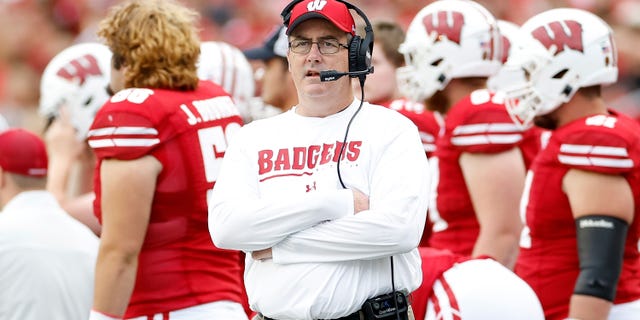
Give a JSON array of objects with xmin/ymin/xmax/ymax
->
[
  {"xmin": 498, "ymin": 34, "xmax": 511, "ymax": 64},
  {"xmin": 56, "ymin": 54, "xmax": 102, "ymax": 85},
  {"xmin": 422, "ymin": 11, "xmax": 464, "ymax": 45},
  {"xmin": 531, "ymin": 20, "xmax": 584, "ymax": 56}
]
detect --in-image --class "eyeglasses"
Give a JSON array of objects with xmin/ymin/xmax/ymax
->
[{"xmin": 289, "ymin": 39, "xmax": 349, "ymax": 55}]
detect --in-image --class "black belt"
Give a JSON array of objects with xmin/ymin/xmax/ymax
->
[{"xmin": 261, "ymin": 310, "xmax": 361, "ymax": 320}]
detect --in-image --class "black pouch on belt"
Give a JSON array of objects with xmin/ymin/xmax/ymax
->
[{"xmin": 361, "ymin": 291, "xmax": 409, "ymax": 320}]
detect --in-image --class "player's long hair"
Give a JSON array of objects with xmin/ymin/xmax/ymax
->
[{"xmin": 98, "ymin": 0, "xmax": 200, "ymax": 91}]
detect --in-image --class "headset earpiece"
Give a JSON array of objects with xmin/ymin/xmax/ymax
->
[
  {"xmin": 341, "ymin": 2, "xmax": 373, "ymax": 79},
  {"xmin": 353, "ymin": 23, "xmax": 374, "ymax": 77},
  {"xmin": 280, "ymin": 0, "xmax": 300, "ymax": 26},
  {"xmin": 348, "ymin": 35, "xmax": 362, "ymax": 74}
]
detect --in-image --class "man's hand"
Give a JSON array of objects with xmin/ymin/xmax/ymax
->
[
  {"xmin": 45, "ymin": 106, "xmax": 84, "ymax": 161},
  {"xmin": 45, "ymin": 107, "xmax": 86, "ymax": 204},
  {"xmin": 252, "ymin": 248, "xmax": 273, "ymax": 260},
  {"xmin": 352, "ymin": 189, "xmax": 369, "ymax": 214}
]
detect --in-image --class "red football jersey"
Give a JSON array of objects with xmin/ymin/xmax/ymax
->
[
  {"xmin": 428, "ymin": 89, "xmax": 541, "ymax": 255},
  {"xmin": 386, "ymin": 98, "xmax": 444, "ymax": 159},
  {"xmin": 515, "ymin": 111, "xmax": 640, "ymax": 320},
  {"xmin": 383, "ymin": 98, "xmax": 443, "ymax": 245},
  {"xmin": 88, "ymin": 81, "xmax": 245, "ymax": 317}
]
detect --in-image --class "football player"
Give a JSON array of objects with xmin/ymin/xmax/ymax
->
[
  {"xmin": 398, "ymin": 0, "xmax": 541, "ymax": 269},
  {"xmin": 39, "ymin": 42, "xmax": 112, "ymax": 236},
  {"xmin": 352, "ymin": 20, "xmax": 442, "ymax": 246},
  {"xmin": 498, "ymin": 8, "xmax": 640, "ymax": 320},
  {"xmin": 488, "ymin": 20, "xmax": 524, "ymax": 93},
  {"xmin": 87, "ymin": 1, "xmax": 247, "ymax": 319},
  {"xmin": 355, "ymin": 20, "xmax": 443, "ymax": 161}
]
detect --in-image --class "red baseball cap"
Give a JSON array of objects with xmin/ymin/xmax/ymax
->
[
  {"xmin": 286, "ymin": 0, "xmax": 355, "ymax": 36},
  {"xmin": 0, "ymin": 129, "xmax": 48, "ymax": 177}
]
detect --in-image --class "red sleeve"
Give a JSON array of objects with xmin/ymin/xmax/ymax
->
[
  {"xmin": 88, "ymin": 104, "xmax": 159, "ymax": 160},
  {"xmin": 447, "ymin": 92, "xmax": 527, "ymax": 154},
  {"xmin": 387, "ymin": 98, "xmax": 443, "ymax": 157},
  {"xmin": 556, "ymin": 120, "xmax": 637, "ymax": 175}
]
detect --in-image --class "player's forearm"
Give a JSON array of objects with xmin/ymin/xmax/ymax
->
[
  {"xmin": 568, "ymin": 294, "xmax": 612, "ymax": 320},
  {"xmin": 463, "ymin": 149, "xmax": 525, "ymax": 268},
  {"xmin": 46, "ymin": 156, "xmax": 74, "ymax": 204},
  {"xmin": 472, "ymin": 230, "xmax": 520, "ymax": 269},
  {"xmin": 92, "ymin": 246, "xmax": 138, "ymax": 317}
]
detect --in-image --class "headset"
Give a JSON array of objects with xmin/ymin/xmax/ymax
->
[{"xmin": 280, "ymin": 0, "xmax": 374, "ymax": 85}]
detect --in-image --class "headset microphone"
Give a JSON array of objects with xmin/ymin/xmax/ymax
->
[{"xmin": 319, "ymin": 67, "xmax": 374, "ymax": 82}]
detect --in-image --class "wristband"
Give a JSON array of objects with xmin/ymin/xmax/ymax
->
[{"xmin": 89, "ymin": 309, "xmax": 122, "ymax": 320}]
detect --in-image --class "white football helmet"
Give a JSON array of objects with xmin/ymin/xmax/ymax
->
[
  {"xmin": 499, "ymin": 8, "xmax": 618, "ymax": 128},
  {"xmin": 397, "ymin": 0, "xmax": 502, "ymax": 102},
  {"xmin": 488, "ymin": 20, "xmax": 524, "ymax": 92},
  {"xmin": 39, "ymin": 42, "xmax": 112, "ymax": 140},
  {"xmin": 197, "ymin": 41, "xmax": 255, "ymax": 122}
]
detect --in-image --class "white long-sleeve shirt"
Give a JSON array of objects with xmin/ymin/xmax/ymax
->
[
  {"xmin": 0, "ymin": 191, "xmax": 98, "ymax": 320},
  {"xmin": 209, "ymin": 99, "xmax": 430, "ymax": 320}
]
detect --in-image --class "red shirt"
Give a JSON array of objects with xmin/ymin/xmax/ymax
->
[
  {"xmin": 515, "ymin": 111, "xmax": 640, "ymax": 320},
  {"xmin": 384, "ymin": 98, "xmax": 443, "ymax": 159},
  {"xmin": 380, "ymin": 98, "xmax": 443, "ymax": 244},
  {"xmin": 88, "ymin": 81, "xmax": 245, "ymax": 317},
  {"xmin": 428, "ymin": 90, "xmax": 541, "ymax": 255}
]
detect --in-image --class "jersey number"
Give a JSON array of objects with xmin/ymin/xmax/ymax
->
[
  {"xmin": 111, "ymin": 88, "xmax": 154, "ymax": 104},
  {"xmin": 585, "ymin": 114, "xmax": 617, "ymax": 128},
  {"xmin": 198, "ymin": 122, "xmax": 241, "ymax": 204}
]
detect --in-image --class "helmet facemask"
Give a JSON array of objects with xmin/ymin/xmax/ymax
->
[{"xmin": 397, "ymin": 31, "xmax": 450, "ymax": 102}]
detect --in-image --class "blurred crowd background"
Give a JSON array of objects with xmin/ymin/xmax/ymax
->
[{"xmin": 1, "ymin": 0, "xmax": 639, "ymax": 133}]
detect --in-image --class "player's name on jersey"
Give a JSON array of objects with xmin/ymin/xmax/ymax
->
[{"xmin": 181, "ymin": 96, "xmax": 240, "ymax": 126}]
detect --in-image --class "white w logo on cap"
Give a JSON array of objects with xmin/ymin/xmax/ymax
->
[{"xmin": 307, "ymin": 0, "xmax": 327, "ymax": 11}]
